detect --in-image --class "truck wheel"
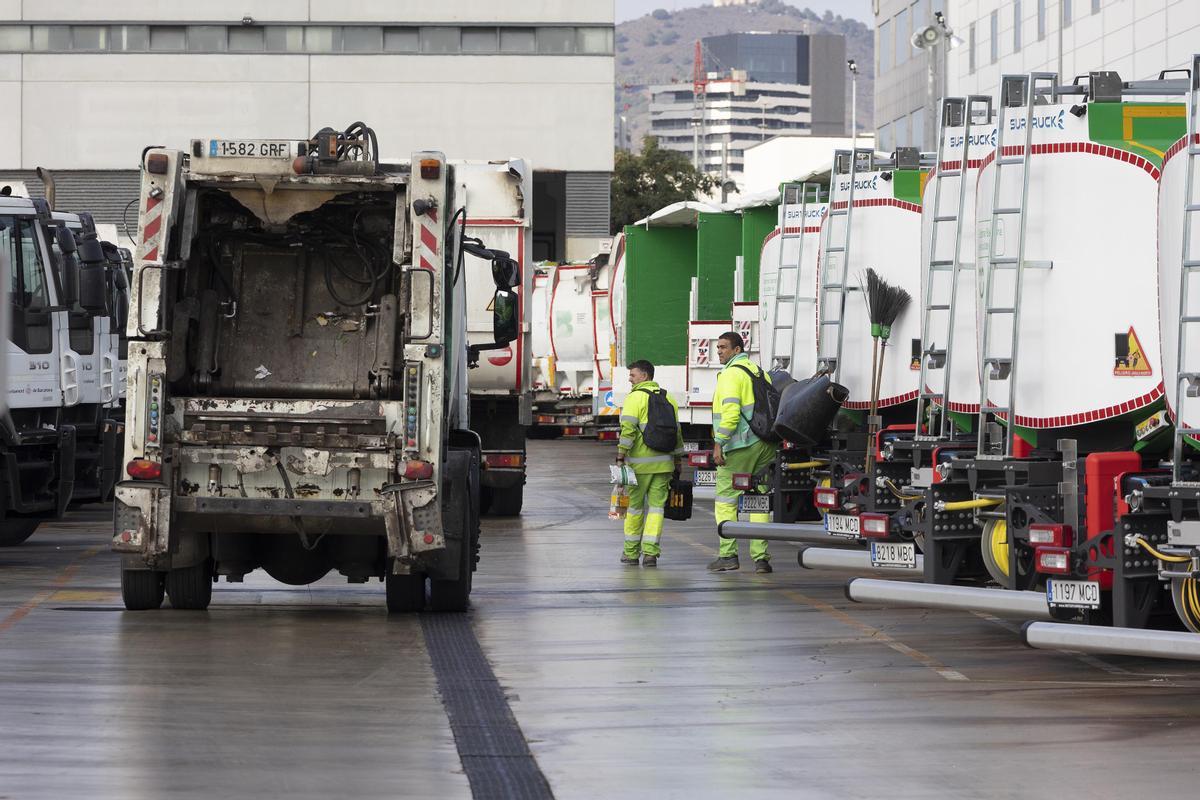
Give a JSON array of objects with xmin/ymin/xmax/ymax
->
[
  {"xmin": 479, "ymin": 486, "xmax": 494, "ymax": 516},
  {"xmin": 430, "ymin": 447, "xmax": 480, "ymax": 612},
  {"xmin": 386, "ymin": 568, "xmax": 426, "ymax": 613},
  {"xmin": 486, "ymin": 484, "xmax": 523, "ymax": 517},
  {"xmin": 0, "ymin": 518, "xmax": 40, "ymax": 547},
  {"xmin": 121, "ymin": 569, "xmax": 165, "ymax": 610},
  {"xmin": 166, "ymin": 560, "xmax": 214, "ymax": 610}
]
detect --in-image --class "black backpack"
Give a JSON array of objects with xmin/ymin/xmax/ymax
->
[
  {"xmin": 635, "ymin": 388, "xmax": 679, "ymax": 453},
  {"xmin": 733, "ymin": 363, "xmax": 782, "ymax": 443}
]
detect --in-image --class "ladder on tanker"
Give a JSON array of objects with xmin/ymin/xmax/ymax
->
[
  {"xmin": 817, "ymin": 148, "xmax": 874, "ymax": 381},
  {"xmin": 975, "ymin": 73, "xmax": 1057, "ymax": 458},
  {"xmin": 915, "ymin": 96, "xmax": 992, "ymax": 441},
  {"xmin": 767, "ymin": 181, "xmax": 822, "ymax": 372},
  {"xmin": 1172, "ymin": 54, "xmax": 1200, "ymax": 485}
]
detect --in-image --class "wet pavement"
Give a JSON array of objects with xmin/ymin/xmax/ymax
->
[{"xmin": 3, "ymin": 439, "xmax": 1200, "ymax": 799}]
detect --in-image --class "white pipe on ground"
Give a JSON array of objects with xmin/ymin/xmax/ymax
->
[
  {"xmin": 719, "ymin": 521, "xmax": 865, "ymax": 548},
  {"xmin": 1022, "ymin": 622, "xmax": 1200, "ymax": 661},
  {"xmin": 845, "ymin": 578, "xmax": 1054, "ymax": 620},
  {"xmin": 798, "ymin": 546, "xmax": 924, "ymax": 576}
]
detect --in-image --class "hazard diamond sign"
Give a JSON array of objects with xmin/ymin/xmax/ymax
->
[{"xmin": 1114, "ymin": 327, "xmax": 1152, "ymax": 377}]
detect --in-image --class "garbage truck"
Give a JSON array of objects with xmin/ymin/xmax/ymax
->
[{"xmin": 112, "ymin": 124, "xmax": 521, "ymax": 612}]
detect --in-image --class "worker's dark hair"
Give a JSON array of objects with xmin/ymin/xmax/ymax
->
[
  {"xmin": 628, "ymin": 359, "xmax": 654, "ymax": 379},
  {"xmin": 719, "ymin": 331, "xmax": 745, "ymax": 352}
]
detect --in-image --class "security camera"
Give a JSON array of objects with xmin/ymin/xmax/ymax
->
[
  {"xmin": 847, "ymin": 59, "xmax": 857, "ymax": 73},
  {"xmin": 912, "ymin": 25, "xmax": 943, "ymax": 49}
]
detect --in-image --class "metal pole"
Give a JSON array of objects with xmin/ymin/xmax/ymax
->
[
  {"xmin": 797, "ymin": 546, "xmax": 924, "ymax": 576},
  {"xmin": 1023, "ymin": 622, "xmax": 1200, "ymax": 661},
  {"xmin": 1057, "ymin": 0, "xmax": 1064, "ymax": 86},
  {"xmin": 845, "ymin": 577, "xmax": 1055, "ymax": 619},
  {"xmin": 719, "ymin": 520, "xmax": 866, "ymax": 547},
  {"xmin": 850, "ymin": 72, "xmax": 857, "ymax": 148}
]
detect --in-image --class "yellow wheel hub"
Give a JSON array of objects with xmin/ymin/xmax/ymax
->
[{"xmin": 981, "ymin": 518, "xmax": 1010, "ymax": 583}]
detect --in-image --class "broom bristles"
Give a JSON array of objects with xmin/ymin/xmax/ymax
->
[{"xmin": 862, "ymin": 267, "xmax": 912, "ymax": 338}]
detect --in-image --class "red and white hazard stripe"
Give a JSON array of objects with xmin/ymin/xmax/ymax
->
[
  {"xmin": 137, "ymin": 193, "xmax": 164, "ymax": 263},
  {"xmin": 418, "ymin": 207, "xmax": 439, "ymax": 271}
]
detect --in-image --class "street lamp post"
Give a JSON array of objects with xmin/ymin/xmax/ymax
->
[{"xmin": 847, "ymin": 59, "xmax": 858, "ymax": 149}]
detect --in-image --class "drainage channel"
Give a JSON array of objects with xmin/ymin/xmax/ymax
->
[{"xmin": 421, "ymin": 613, "xmax": 554, "ymax": 800}]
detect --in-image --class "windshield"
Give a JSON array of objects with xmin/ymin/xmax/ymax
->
[{"xmin": 0, "ymin": 215, "xmax": 49, "ymax": 308}]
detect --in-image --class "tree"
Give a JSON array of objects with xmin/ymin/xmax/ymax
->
[{"xmin": 611, "ymin": 137, "xmax": 717, "ymax": 233}]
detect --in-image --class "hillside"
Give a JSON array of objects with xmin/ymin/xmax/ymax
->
[{"xmin": 616, "ymin": 1, "xmax": 874, "ymax": 150}]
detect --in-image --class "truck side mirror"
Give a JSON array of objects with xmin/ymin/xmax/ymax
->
[
  {"xmin": 492, "ymin": 288, "xmax": 518, "ymax": 344},
  {"xmin": 74, "ymin": 233, "xmax": 108, "ymax": 314},
  {"xmin": 53, "ymin": 225, "xmax": 79, "ymax": 307},
  {"xmin": 491, "ymin": 254, "xmax": 520, "ymax": 289}
]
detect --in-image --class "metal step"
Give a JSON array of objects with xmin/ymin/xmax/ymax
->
[
  {"xmin": 993, "ymin": 207, "xmax": 1021, "ymax": 215},
  {"xmin": 933, "ymin": 215, "xmax": 958, "ymax": 223},
  {"xmin": 927, "ymin": 304, "xmax": 951, "ymax": 311},
  {"xmin": 997, "ymin": 157, "xmax": 1024, "ymax": 166},
  {"xmin": 986, "ymin": 307, "xmax": 1016, "ymax": 314}
]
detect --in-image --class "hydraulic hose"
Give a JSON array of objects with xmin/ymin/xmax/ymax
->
[
  {"xmin": 1131, "ymin": 535, "xmax": 1192, "ymax": 563},
  {"xmin": 783, "ymin": 460, "xmax": 829, "ymax": 471},
  {"xmin": 939, "ymin": 497, "xmax": 1003, "ymax": 512}
]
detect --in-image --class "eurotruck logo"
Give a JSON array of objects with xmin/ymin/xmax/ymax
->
[
  {"xmin": 784, "ymin": 206, "xmax": 828, "ymax": 222},
  {"xmin": 948, "ymin": 129, "xmax": 998, "ymax": 149},
  {"xmin": 1008, "ymin": 109, "xmax": 1066, "ymax": 132},
  {"xmin": 837, "ymin": 175, "xmax": 878, "ymax": 193}
]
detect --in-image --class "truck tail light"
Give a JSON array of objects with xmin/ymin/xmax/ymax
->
[
  {"xmin": 1029, "ymin": 523, "xmax": 1072, "ymax": 547},
  {"xmin": 482, "ymin": 453, "xmax": 524, "ymax": 468},
  {"xmin": 597, "ymin": 430, "xmax": 618, "ymax": 442},
  {"xmin": 688, "ymin": 451, "xmax": 713, "ymax": 468},
  {"xmin": 404, "ymin": 460, "xmax": 434, "ymax": 480},
  {"xmin": 145, "ymin": 153, "xmax": 169, "ymax": 174},
  {"xmin": 859, "ymin": 512, "xmax": 890, "ymax": 538},
  {"xmin": 126, "ymin": 459, "xmax": 161, "ymax": 481},
  {"xmin": 1035, "ymin": 546, "xmax": 1072, "ymax": 574},
  {"xmin": 813, "ymin": 486, "xmax": 840, "ymax": 509},
  {"xmin": 732, "ymin": 473, "xmax": 753, "ymax": 491},
  {"xmin": 420, "ymin": 158, "xmax": 441, "ymax": 179}
]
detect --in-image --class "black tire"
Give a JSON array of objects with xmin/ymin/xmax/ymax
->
[
  {"xmin": 386, "ymin": 569, "xmax": 426, "ymax": 613},
  {"xmin": 430, "ymin": 448, "xmax": 480, "ymax": 612},
  {"xmin": 479, "ymin": 485, "xmax": 494, "ymax": 516},
  {"xmin": 121, "ymin": 569, "xmax": 165, "ymax": 610},
  {"xmin": 486, "ymin": 484, "xmax": 523, "ymax": 517},
  {"xmin": 166, "ymin": 560, "xmax": 214, "ymax": 610},
  {"xmin": 0, "ymin": 518, "xmax": 40, "ymax": 547}
]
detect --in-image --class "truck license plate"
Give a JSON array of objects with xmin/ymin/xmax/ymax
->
[
  {"xmin": 870, "ymin": 541, "xmax": 916, "ymax": 569},
  {"xmin": 1045, "ymin": 579, "xmax": 1101, "ymax": 610},
  {"xmin": 824, "ymin": 512, "xmax": 860, "ymax": 538},
  {"xmin": 694, "ymin": 469, "xmax": 716, "ymax": 487},
  {"xmin": 208, "ymin": 139, "xmax": 293, "ymax": 158},
  {"xmin": 683, "ymin": 441, "xmax": 700, "ymax": 452},
  {"xmin": 738, "ymin": 494, "xmax": 771, "ymax": 513}
]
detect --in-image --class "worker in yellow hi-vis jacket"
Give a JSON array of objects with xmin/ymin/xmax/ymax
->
[
  {"xmin": 708, "ymin": 331, "xmax": 776, "ymax": 573},
  {"xmin": 616, "ymin": 360, "xmax": 684, "ymax": 567}
]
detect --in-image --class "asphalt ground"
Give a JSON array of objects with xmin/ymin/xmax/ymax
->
[{"xmin": 2, "ymin": 438, "xmax": 1200, "ymax": 799}]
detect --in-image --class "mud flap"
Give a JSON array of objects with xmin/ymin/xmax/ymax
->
[
  {"xmin": 112, "ymin": 481, "xmax": 171, "ymax": 563},
  {"xmin": 382, "ymin": 480, "xmax": 443, "ymax": 573},
  {"xmin": 55, "ymin": 425, "xmax": 77, "ymax": 518}
]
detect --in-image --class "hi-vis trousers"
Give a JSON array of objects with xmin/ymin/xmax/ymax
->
[
  {"xmin": 624, "ymin": 471, "xmax": 670, "ymax": 557},
  {"xmin": 715, "ymin": 438, "xmax": 776, "ymax": 561}
]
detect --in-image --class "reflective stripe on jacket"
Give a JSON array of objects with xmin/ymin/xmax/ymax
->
[
  {"xmin": 712, "ymin": 353, "xmax": 770, "ymax": 453},
  {"xmin": 618, "ymin": 380, "xmax": 685, "ymax": 472}
]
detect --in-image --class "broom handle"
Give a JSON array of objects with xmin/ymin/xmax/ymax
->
[{"xmin": 865, "ymin": 336, "xmax": 880, "ymax": 474}]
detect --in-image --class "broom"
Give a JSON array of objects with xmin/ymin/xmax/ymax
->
[{"xmin": 862, "ymin": 268, "xmax": 912, "ymax": 476}]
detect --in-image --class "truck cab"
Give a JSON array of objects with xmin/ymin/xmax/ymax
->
[{"xmin": 113, "ymin": 127, "xmax": 518, "ymax": 612}]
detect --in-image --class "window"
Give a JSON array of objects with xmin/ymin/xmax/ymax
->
[
  {"xmin": 304, "ymin": 26, "xmax": 341, "ymax": 53},
  {"xmin": 895, "ymin": 7, "xmax": 909, "ymax": 65},
  {"xmin": 990, "ymin": 10, "xmax": 998, "ymax": 63},
  {"xmin": 4, "ymin": 218, "xmax": 48, "ymax": 307},
  {"xmin": 149, "ymin": 26, "xmax": 186, "ymax": 51},
  {"xmin": 71, "ymin": 25, "xmax": 107, "ymax": 50},
  {"xmin": 500, "ymin": 27, "xmax": 535, "ymax": 53},
  {"xmin": 228, "ymin": 26, "xmax": 265, "ymax": 52},
  {"xmin": 266, "ymin": 26, "xmax": 304, "ymax": 52},
  {"xmin": 1063, "ymin": 0, "xmax": 1072, "ymax": 26},
  {"xmin": 31, "ymin": 26, "xmax": 70, "ymax": 50},
  {"xmin": 462, "ymin": 27, "xmax": 497, "ymax": 53},
  {"xmin": 1013, "ymin": 0, "xmax": 1022, "ymax": 51},
  {"xmin": 421, "ymin": 27, "xmax": 460, "ymax": 54},
  {"xmin": 187, "ymin": 26, "xmax": 227, "ymax": 52},
  {"xmin": 537, "ymin": 27, "xmax": 575, "ymax": 54},
  {"xmin": 384, "ymin": 27, "xmax": 418, "ymax": 52},
  {"xmin": 878, "ymin": 18, "xmax": 892, "ymax": 72},
  {"xmin": 577, "ymin": 27, "xmax": 613, "ymax": 54},
  {"xmin": 1092, "ymin": 0, "xmax": 1101, "ymax": 12},
  {"xmin": 0, "ymin": 25, "xmax": 29, "ymax": 51},
  {"xmin": 912, "ymin": 0, "xmax": 930, "ymax": 27},
  {"xmin": 1038, "ymin": 0, "xmax": 1047, "ymax": 40},
  {"xmin": 343, "ymin": 26, "xmax": 382, "ymax": 52},
  {"xmin": 894, "ymin": 115, "xmax": 910, "ymax": 148},
  {"xmin": 969, "ymin": 22, "xmax": 976, "ymax": 73},
  {"xmin": 110, "ymin": 25, "xmax": 148, "ymax": 51}
]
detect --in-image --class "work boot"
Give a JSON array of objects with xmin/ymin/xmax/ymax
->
[
  {"xmin": 707, "ymin": 556, "xmax": 740, "ymax": 572},
  {"xmin": 621, "ymin": 555, "xmax": 640, "ymax": 566},
  {"xmin": 754, "ymin": 559, "xmax": 773, "ymax": 574},
  {"xmin": 642, "ymin": 554, "xmax": 658, "ymax": 568}
]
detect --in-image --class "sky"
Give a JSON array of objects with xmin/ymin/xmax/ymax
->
[{"xmin": 614, "ymin": 0, "xmax": 875, "ymax": 25}]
